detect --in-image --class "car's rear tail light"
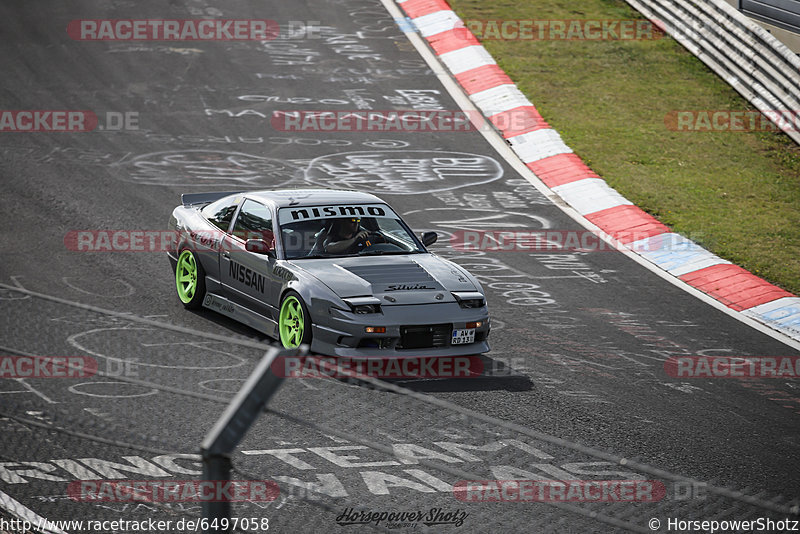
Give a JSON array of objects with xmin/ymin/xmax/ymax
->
[{"xmin": 365, "ymin": 326, "xmax": 386, "ymax": 333}]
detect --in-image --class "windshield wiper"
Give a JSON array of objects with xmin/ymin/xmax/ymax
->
[
  {"xmin": 359, "ymin": 249, "xmax": 421, "ymax": 256},
  {"xmin": 293, "ymin": 254, "xmax": 344, "ymax": 259}
]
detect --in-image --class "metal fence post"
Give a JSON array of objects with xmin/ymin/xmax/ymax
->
[
  {"xmin": 200, "ymin": 344, "xmax": 304, "ymax": 533},
  {"xmin": 201, "ymin": 453, "xmax": 232, "ymax": 528}
]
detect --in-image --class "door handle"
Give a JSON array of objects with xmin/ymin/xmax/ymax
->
[{"xmin": 222, "ymin": 251, "xmax": 230, "ymax": 259}]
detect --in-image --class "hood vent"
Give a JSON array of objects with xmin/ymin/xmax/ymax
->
[{"xmin": 344, "ymin": 263, "xmax": 435, "ymax": 285}]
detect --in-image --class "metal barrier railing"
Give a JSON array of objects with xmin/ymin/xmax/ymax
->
[{"xmin": 625, "ymin": 0, "xmax": 800, "ymax": 145}]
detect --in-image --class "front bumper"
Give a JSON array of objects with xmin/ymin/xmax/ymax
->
[{"xmin": 309, "ymin": 301, "xmax": 490, "ymax": 357}]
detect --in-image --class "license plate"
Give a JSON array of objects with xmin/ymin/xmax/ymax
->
[{"xmin": 451, "ymin": 328, "xmax": 475, "ymax": 345}]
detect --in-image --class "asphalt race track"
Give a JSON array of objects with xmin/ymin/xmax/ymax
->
[{"xmin": 1, "ymin": 1, "xmax": 799, "ymax": 533}]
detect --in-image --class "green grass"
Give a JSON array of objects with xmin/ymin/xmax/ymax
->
[{"xmin": 449, "ymin": 0, "xmax": 800, "ymax": 295}]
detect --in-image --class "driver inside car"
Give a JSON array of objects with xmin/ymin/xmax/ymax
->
[{"xmin": 323, "ymin": 217, "xmax": 372, "ymax": 254}]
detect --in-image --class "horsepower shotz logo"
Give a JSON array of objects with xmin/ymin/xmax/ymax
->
[
  {"xmin": 336, "ymin": 507, "xmax": 468, "ymax": 527},
  {"xmin": 385, "ymin": 283, "xmax": 435, "ymax": 291},
  {"xmin": 229, "ymin": 261, "xmax": 265, "ymax": 293}
]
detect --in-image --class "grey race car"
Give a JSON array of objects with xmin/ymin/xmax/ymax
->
[{"xmin": 167, "ymin": 189, "xmax": 490, "ymax": 357}]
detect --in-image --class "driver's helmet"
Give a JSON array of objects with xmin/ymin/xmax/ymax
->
[{"xmin": 330, "ymin": 216, "xmax": 361, "ymax": 238}]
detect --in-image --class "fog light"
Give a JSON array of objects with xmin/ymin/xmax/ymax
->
[
  {"xmin": 365, "ymin": 326, "xmax": 386, "ymax": 333},
  {"xmin": 466, "ymin": 321, "xmax": 482, "ymax": 329}
]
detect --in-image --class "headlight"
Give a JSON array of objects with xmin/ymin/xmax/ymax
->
[
  {"xmin": 452, "ymin": 292, "xmax": 486, "ymax": 309},
  {"xmin": 342, "ymin": 297, "xmax": 383, "ymax": 314},
  {"xmin": 352, "ymin": 303, "xmax": 381, "ymax": 314}
]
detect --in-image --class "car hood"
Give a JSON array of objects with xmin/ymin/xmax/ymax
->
[{"xmin": 287, "ymin": 254, "xmax": 478, "ymax": 305}]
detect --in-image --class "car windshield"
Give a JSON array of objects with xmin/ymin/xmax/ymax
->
[{"xmin": 278, "ymin": 204, "xmax": 425, "ymax": 260}]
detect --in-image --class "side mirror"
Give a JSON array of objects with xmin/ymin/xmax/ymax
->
[
  {"xmin": 421, "ymin": 231, "xmax": 438, "ymax": 246},
  {"xmin": 245, "ymin": 239, "xmax": 273, "ymax": 256}
]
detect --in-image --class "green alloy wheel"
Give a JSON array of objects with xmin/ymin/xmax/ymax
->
[
  {"xmin": 279, "ymin": 292, "xmax": 311, "ymax": 348},
  {"xmin": 175, "ymin": 249, "xmax": 205, "ymax": 309}
]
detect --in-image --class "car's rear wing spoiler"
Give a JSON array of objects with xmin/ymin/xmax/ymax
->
[{"xmin": 181, "ymin": 191, "xmax": 243, "ymax": 208}]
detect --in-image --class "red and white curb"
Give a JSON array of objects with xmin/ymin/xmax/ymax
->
[{"xmin": 391, "ymin": 0, "xmax": 800, "ymax": 344}]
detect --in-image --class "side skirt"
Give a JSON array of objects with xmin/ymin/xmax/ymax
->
[{"xmin": 202, "ymin": 292, "xmax": 278, "ymax": 339}]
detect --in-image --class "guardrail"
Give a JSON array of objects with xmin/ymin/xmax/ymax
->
[
  {"xmin": 741, "ymin": 0, "xmax": 800, "ymax": 35},
  {"xmin": 625, "ymin": 0, "xmax": 800, "ymax": 145}
]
